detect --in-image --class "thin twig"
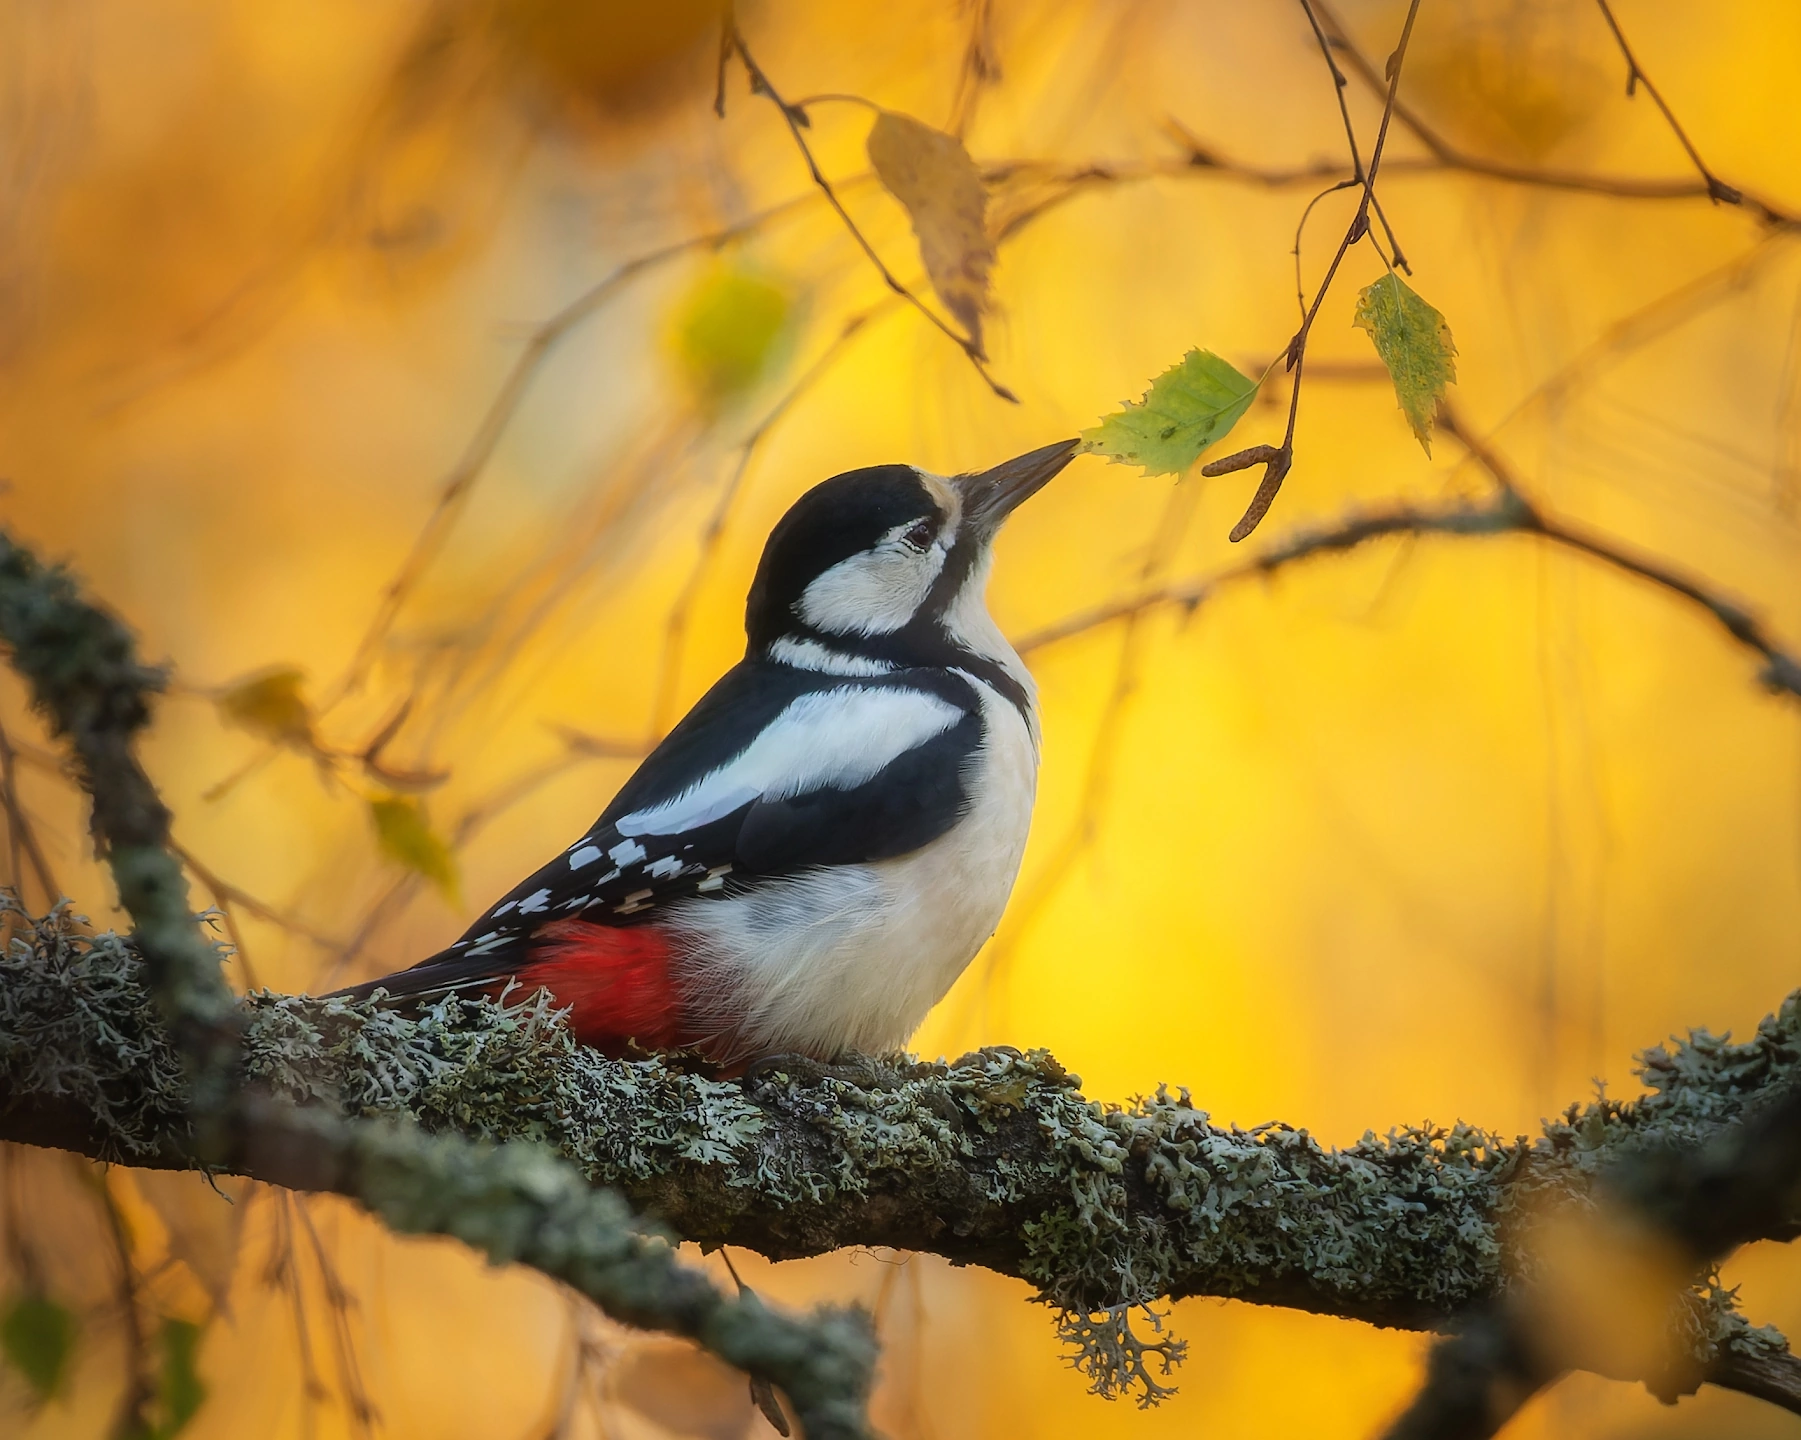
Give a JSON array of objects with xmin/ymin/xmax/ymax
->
[
  {"xmin": 1308, "ymin": 0, "xmax": 1793, "ymax": 227},
  {"xmin": 649, "ymin": 305, "xmax": 886, "ymax": 733},
  {"xmin": 1201, "ymin": 0, "xmax": 1424, "ymax": 544},
  {"xmin": 174, "ymin": 840, "xmax": 345, "ymax": 954},
  {"xmin": 90, "ymin": 1163, "xmax": 156, "ymax": 1438},
  {"xmin": 1294, "ymin": 0, "xmax": 1409, "ymax": 271},
  {"xmin": 265, "ymin": 1194, "xmax": 330, "ymax": 1423},
  {"xmin": 947, "ymin": 0, "xmax": 1001, "ymax": 139},
  {"xmin": 1018, "ymin": 446, "xmax": 1801, "ymax": 705},
  {"xmin": 1592, "ymin": 0, "xmax": 1742, "ymax": 205},
  {"xmin": 312, "ymin": 736, "xmax": 628, "ymax": 989},
  {"xmin": 206, "ymin": 892, "xmax": 258, "ymax": 992},
  {"xmin": 295, "ymin": 1201, "xmax": 378, "ymax": 1437},
  {"xmin": 322, "ymin": 191, "xmax": 842, "ymax": 712},
  {"xmin": 1439, "ymin": 407, "xmax": 1801, "ymax": 695},
  {"xmin": 1010, "ymin": 113, "xmax": 1767, "ymax": 235},
  {"xmin": 720, "ymin": 18, "xmax": 1018, "ymax": 401},
  {"xmin": 0, "ymin": 716, "xmax": 59, "ymax": 906}
]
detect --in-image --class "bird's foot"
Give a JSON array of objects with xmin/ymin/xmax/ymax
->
[{"xmin": 741, "ymin": 1051, "xmax": 898, "ymax": 1090}]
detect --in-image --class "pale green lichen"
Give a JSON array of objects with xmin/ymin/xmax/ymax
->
[
  {"xmin": 0, "ymin": 528, "xmax": 887, "ymax": 1435},
  {"xmin": 3, "ymin": 900, "xmax": 1797, "ymax": 1406}
]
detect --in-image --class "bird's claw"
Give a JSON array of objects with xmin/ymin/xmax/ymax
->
[{"xmin": 742, "ymin": 1051, "xmax": 893, "ymax": 1090}]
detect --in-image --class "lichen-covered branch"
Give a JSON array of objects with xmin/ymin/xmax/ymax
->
[
  {"xmin": 0, "ymin": 535, "xmax": 240, "ymax": 1113},
  {"xmin": 1383, "ymin": 1067, "xmax": 1801, "ymax": 1437},
  {"xmin": 2, "ymin": 902, "xmax": 1798, "ymax": 1412},
  {"xmin": 0, "ymin": 532, "xmax": 875, "ymax": 1440},
  {"xmin": 3, "ymin": 537, "xmax": 1799, "ymax": 1423}
]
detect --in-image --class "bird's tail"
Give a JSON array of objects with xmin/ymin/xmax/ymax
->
[
  {"xmin": 322, "ymin": 919, "xmax": 685, "ymax": 1056},
  {"xmin": 323, "ymin": 947, "xmax": 509, "ymax": 1007}
]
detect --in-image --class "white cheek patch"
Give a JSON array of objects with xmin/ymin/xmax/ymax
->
[
  {"xmin": 796, "ymin": 545, "xmax": 944, "ymax": 636},
  {"xmin": 614, "ymin": 686, "xmax": 963, "ymax": 837}
]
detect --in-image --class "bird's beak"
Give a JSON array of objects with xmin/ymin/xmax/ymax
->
[{"xmin": 955, "ymin": 438, "xmax": 1081, "ymax": 535}]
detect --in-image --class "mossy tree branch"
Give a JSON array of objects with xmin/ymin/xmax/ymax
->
[
  {"xmin": 0, "ymin": 532, "xmax": 875, "ymax": 1440},
  {"xmin": 2, "ymin": 532, "xmax": 1800, "ymax": 1423},
  {"xmin": 4, "ymin": 906, "xmax": 1801, "ymax": 1416}
]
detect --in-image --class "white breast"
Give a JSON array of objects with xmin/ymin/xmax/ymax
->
[{"xmin": 663, "ymin": 672, "xmax": 1039, "ymax": 1059}]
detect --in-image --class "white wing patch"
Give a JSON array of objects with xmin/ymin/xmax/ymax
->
[{"xmin": 614, "ymin": 686, "xmax": 964, "ymax": 839}]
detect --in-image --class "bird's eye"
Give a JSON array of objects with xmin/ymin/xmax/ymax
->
[{"xmin": 900, "ymin": 518, "xmax": 937, "ymax": 552}]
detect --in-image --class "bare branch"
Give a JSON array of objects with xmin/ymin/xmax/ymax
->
[
  {"xmin": 1592, "ymin": 0, "xmax": 1743, "ymax": 206},
  {"xmin": 323, "ymin": 203, "xmax": 821, "ymax": 710},
  {"xmin": 1219, "ymin": 0, "xmax": 1423, "ymax": 545},
  {"xmin": 1308, "ymin": 0, "xmax": 1795, "ymax": 228},
  {"xmin": 1018, "ymin": 428, "xmax": 1801, "ymax": 705},
  {"xmin": 173, "ymin": 839, "xmax": 344, "ymax": 959},
  {"xmin": 946, "ymin": 0, "xmax": 1001, "ymax": 139},
  {"xmin": 649, "ymin": 304, "xmax": 889, "ymax": 735},
  {"xmin": 0, "ymin": 715, "xmax": 59, "ymax": 908},
  {"xmin": 720, "ymin": 19, "xmax": 1018, "ymax": 401},
  {"xmin": 1294, "ymin": 0, "xmax": 1409, "ymax": 271}
]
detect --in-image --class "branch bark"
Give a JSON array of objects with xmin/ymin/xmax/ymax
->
[
  {"xmin": 0, "ymin": 533, "xmax": 875, "ymax": 1440},
  {"xmin": 4, "ymin": 897, "xmax": 1801, "ymax": 1412},
  {"xmin": 2, "ymin": 531, "xmax": 1799, "ymax": 1422}
]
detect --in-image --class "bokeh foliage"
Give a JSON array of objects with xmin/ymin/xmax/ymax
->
[{"xmin": 3, "ymin": 1, "xmax": 1801, "ymax": 1437}]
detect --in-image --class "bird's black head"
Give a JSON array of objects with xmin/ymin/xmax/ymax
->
[{"xmin": 744, "ymin": 440, "xmax": 1078, "ymax": 664}]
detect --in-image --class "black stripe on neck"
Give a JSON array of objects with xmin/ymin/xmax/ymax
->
[{"xmin": 766, "ymin": 619, "xmax": 1032, "ymax": 722}]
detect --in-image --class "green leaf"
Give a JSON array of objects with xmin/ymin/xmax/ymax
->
[
  {"xmin": 369, "ymin": 793, "xmax": 458, "ymax": 903},
  {"xmin": 153, "ymin": 1318, "xmax": 206, "ymax": 1438},
  {"xmin": 215, "ymin": 666, "xmax": 313, "ymax": 749},
  {"xmin": 1352, "ymin": 272, "xmax": 1458, "ymax": 454},
  {"xmin": 1079, "ymin": 350, "xmax": 1259, "ymax": 476},
  {"xmin": 669, "ymin": 262, "xmax": 793, "ymax": 408},
  {"xmin": 1, "ymin": 1292, "xmax": 77, "ymax": 1401}
]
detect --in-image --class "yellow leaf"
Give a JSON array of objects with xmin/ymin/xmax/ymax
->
[
  {"xmin": 369, "ymin": 793, "xmax": 458, "ymax": 902},
  {"xmin": 867, "ymin": 109, "xmax": 995, "ymax": 357},
  {"xmin": 215, "ymin": 666, "xmax": 313, "ymax": 749},
  {"xmin": 1353, "ymin": 273, "xmax": 1458, "ymax": 455},
  {"xmin": 668, "ymin": 262, "xmax": 793, "ymax": 408}
]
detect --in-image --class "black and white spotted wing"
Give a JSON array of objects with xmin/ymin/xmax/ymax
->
[{"xmin": 367, "ymin": 660, "xmax": 984, "ymax": 984}]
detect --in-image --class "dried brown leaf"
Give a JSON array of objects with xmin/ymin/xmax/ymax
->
[{"xmin": 867, "ymin": 109, "xmax": 994, "ymax": 356}]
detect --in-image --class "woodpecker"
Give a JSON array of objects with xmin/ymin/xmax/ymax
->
[{"xmin": 333, "ymin": 438, "xmax": 1079, "ymax": 1064}]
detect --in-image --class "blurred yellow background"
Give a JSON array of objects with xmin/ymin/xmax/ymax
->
[{"xmin": 3, "ymin": 0, "xmax": 1800, "ymax": 1436}]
